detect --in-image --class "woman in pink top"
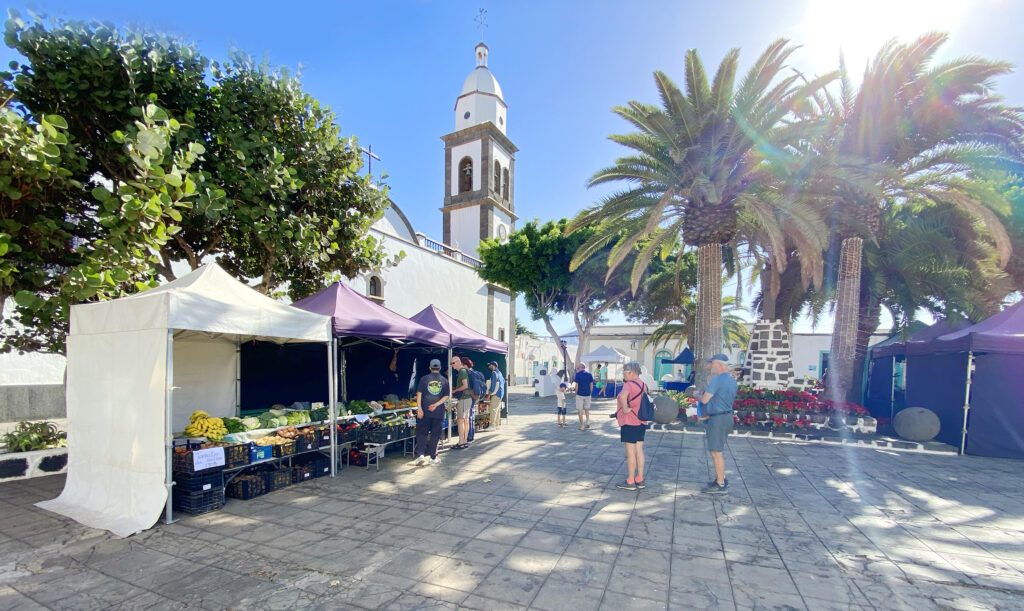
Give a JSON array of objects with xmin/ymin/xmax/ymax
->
[{"xmin": 616, "ymin": 362, "xmax": 648, "ymax": 491}]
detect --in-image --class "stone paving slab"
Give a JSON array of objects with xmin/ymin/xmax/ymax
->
[{"xmin": 2, "ymin": 386, "xmax": 1024, "ymax": 609}]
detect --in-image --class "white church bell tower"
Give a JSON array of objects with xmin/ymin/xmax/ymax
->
[{"xmin": 442, "ymin": 42, "xmax": 518, "ymax": 258}]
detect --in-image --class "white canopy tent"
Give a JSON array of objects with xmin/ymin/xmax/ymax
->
[
  {"xmin": 37, "ymin": 264, "xmax": 333, "ymax": 537},
  {"xmin": 580, "ymin": 345, "xmax": 628, "ymax": 363}
]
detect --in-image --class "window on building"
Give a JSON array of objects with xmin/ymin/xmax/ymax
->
[
  {"xmin": 494, "ymin": 161, "xmax": 501, "ymax": 192},
  {"xmin": 498, "ymin": 328, "xmax": 505, "ymax": 342},
  {"xmin": 502, "ymin": 168, "xmax": 510, "ymax": 200},
  {"xmin": 368, "ymin": 276, "xmax": 383, "ymax": 302},
  {"xmin": 458, "ymin": 157, "xmax": 473, "ymax": 193}
]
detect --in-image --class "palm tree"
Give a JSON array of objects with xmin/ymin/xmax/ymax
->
[
  {"xmin": 645, "ymin": 295, "xmax": 751, "ymax": 353},
  {"xmin": 568, "ymin": 40, "xmax": 833, "ymax": 387},
  {"xmin": 813, "ymin": 33, "xmax": 1024, "ymax": 401}
]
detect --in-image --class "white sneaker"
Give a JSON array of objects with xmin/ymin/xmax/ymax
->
[
  {"xmin": 428, "ymin": 457, "xmax": 440, "ymax": 465},
  {"xmin": 411, "ymin": 455, "xmax": 426, "ymax": 466}
]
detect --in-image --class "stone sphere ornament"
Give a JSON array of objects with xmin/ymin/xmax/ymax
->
[
  {"xmin": 893, "ymin": 407, "xmax": 941, "ymax": 442},
  {"xmin": 653, "ymin": 395, "xmax": 679, "ymax": 424}
]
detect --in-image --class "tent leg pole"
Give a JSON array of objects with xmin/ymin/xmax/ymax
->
[
  {"xmin": 960, "ymin": 351, "xmax": 975, "ymax": 456},
  {"xmin": 447, "ymin": 348, "xmax": 453, "ymax": 442},
  {"xmin": 340, "ymin": 345, "xmax": 347, "ymax": 404},
  {"xmin": 164, "ymin": 329, "xmax": 177, "ymax": 525},
  {"xmin": 328, "ymin": 338, "xmax": 336, "ymax": 477},
  {"xmin": 890, "ymin": 356, "xmax": 896, "ymax": 422},
  {"xmin": 235, "ymin": 341, "xmax": 241, "ymax": 413}
]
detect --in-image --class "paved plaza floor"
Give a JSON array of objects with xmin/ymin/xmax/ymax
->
[{"xmin": 2, "ymin": 387, "xmax": 1024, "ymax": 610}]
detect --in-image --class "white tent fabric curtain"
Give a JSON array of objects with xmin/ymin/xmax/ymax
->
[{"xmin": 37, "ymin": 264, "xmax": 331, "ymax": 538}]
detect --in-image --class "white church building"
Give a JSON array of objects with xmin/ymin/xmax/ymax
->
[{"xmin": 339, "ymin": 42, "xmax": 516, "ymax": 369}]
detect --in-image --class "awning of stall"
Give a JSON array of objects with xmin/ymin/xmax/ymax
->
[
  {"xmin": 292, "ymin": 282, "xmax": 450, "ymax": 347},
  {"xmin": 410, "ymin": 305, "xmax": 507, "ymax": 353},
  {"xmin": 580, "ymin": 345, "xmax": 628, "ymax": 363},
  {"xmin": 37, "ymin": 263, "xmax": 332, "ymax": 538},
  {"xmin": 663, "ymin": 347, "xmax": 694, "ymax": 364}
]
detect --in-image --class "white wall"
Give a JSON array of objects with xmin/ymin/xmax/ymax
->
[
  {"xmin": 791, "ymin": 332, "xmax": 890, "ymax": 379},
  {"xmin": 514, "ymin": 336, "xmax": 565, "ymax": 382},
  {"xmin": 344, "ymin": 230, "xmax": 500, "ymax": 340},
  {"xmin": 450, "ymin": 206, "xmax": 480, "ymax": 256},
  {"xmin": 0, "ymin": 301, "xmax": 66, "ymax": 385},
  {"xmin": 455, "ymin": 94, "xmax": 507, "ymax": 135},
  {"xmin": 449, "ymin": 140, "xmax": 481, "ymax": 196},
  {"xmin": 373, "ymin": 206, "xmax": 416, "ymax": 242}
]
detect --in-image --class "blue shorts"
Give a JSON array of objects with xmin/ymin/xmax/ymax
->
[{"xmin": 557, "ymin": 406, "xmax": 567, "ymax": 415}]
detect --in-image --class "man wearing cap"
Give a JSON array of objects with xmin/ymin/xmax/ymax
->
[
  {"xmin": 696, "ymin": 353, "xmax": 738, "ymax": 494},
  {"xmin": 412, "ymin": 358, "xmax": 450, "ymax": 466},
  {"xmin": 485, "ymin": 361, "xmax": 506, "ymax": 431}
]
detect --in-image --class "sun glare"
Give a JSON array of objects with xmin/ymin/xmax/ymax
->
[{"xmin": 798, "ymin": 0, "xmax": 969, "ymax": 77}]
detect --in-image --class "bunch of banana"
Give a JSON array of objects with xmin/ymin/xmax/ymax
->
[{"xmin": 184, "ymin": 410, "xmax": 228, "ymax": 440}]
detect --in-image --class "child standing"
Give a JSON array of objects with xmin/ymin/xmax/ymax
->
[{"xmin": 556, "ymin": 383, "xmax": 568, "ymax": 427}]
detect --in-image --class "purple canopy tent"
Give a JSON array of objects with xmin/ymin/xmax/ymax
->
[
  {"xmin": 864, "ymin": 319, "xmax": 970, "ymax": 419},
  {"xmin": 411, "ymin": 305, "xmax": 509, "ymax": 435},
  {"xmin": 904, "ymin": 301, "xmax": 1024, "ymax": 457},
  {"xmin": 278, "ymin": 283, "xmax": 450, "ymax": 406},
  {"xmin": 410, "ymin": 305, "xmax": 507, "ymax": 353},
  {"xmin": 292, "ymin": 282, "xmax": 449, "ymax": 348}
]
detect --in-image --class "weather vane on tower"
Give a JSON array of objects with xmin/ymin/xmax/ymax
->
[{"xmin": 475, "ymin": 8, "xmax": 487, "ymax": 42}]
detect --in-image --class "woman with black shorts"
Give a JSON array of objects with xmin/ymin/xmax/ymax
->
[{"xmin": 616, "ymin": 362, "xmax": 648, "ymax": 491}]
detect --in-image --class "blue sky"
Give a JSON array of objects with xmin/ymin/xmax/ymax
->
[{"xmin": 5, "ymin": 0, "xmax": 1023, "ymax": 336}]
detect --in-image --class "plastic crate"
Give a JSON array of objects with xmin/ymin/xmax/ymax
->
[
  {"xmin": 312, "ymin": 426, "xmax": 332, "ymax": 448},
  {"xmin": 221, "ymin": 443, "xmax": 250, "ymax": 469},
  {"xmin": 293, "ymin": 432, "xmax": 318, "ymax": 453},
  {"xmin": 225, "ymin": 474, "xmax": 268, "ymax": 500},
  {"xmin": 271, "ymin": 440, "xmax": 296, "ymax": 458},
  {"xmin": 295, "ymin": 453, "xmax": 330, "ymax": 478},
  {"xmin": 338, "ymin": 426, "xmax": 360, "ymax": 443},
  {"xmin": 173, "ymin": 469, "xmax": 224, "ymax": 493},
  {"xmin": 249, "ymin": 443, "xmax": 273, "ymax": 463},
  {"xmin": 263, "ymin": 468, "xmax": 291, "ymax": 491},
  {"xmin": 172, "ymin": 448, "xmax": 227, "ymax": 475},
  {"xmin": 173, "ymin": 487, "xmax": 225, "ymax": 516},
  {"xmin": 291, "ymin": 463, "xmax": 314, "ymax": 484}
]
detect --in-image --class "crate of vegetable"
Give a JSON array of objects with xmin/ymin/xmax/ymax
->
[
  {"xmin": 291, "ymin": 463, "xmax": 314, "ymax": 483},
  {"xmin": 203, "ymin": 442, "xmax": 249, "ymax": 469},
  {"xmin": 172, "ymin": 445, "xmax": 228, "ymax": 475},
  {"xmin": 226, "ymin": 474, "xmax": 267, "ymax": 500},
  {"xmin": 249, "ymin": 443, "xmax": 273, "ymax": 463},
  {"xmin": 172, "ymin": 487, "xmax": 225, "ymax": 516},
  {"xmin": 253, "ymin": 436, "xmax": 296, "ymax": 458},
  {"xmin": 172, "ymin": 469, "xmax": 224, "ymax": 493},
  {"xmin": 309, "ymin": 426, "xmax": 332, "ymax": 448},
  {"xmin": 294, "ymin": 453, "xmax": 330, "ymax": 478},
  {"xmin": 262, "ymin": 467, "xmax": 291, "ymax": 491},
  {"xmin": 294, "ymin": 431, "xmax": 318, "ymax": 453}
]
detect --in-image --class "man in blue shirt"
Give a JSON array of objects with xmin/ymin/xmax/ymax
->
[
  {"xmin": 573, "ymin": 363, "xmax": 594, "ymax": 430},
  {"xmin": 696, "ymin": 353, "xmax": 738, "ymax": 494},
  {"xmin": 485, "ymin": 361, "xmax": 506, "ymax": 431}
]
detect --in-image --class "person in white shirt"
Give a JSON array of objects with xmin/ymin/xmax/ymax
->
[{"xmin": 555, "ymin": 383, "xmax": 568, "ymax": 427}]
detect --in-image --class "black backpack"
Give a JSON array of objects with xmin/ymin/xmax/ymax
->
[{"xmin": 629, "ymin": 381, "xmax": 655, "ymax": 422}]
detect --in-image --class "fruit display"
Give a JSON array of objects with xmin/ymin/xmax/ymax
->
[
  {"xmin": 275, "ymin": 426, "xmax": 301, "ymax": 440},
  {"xmin": 253, "ymin": 435, "xmax": 291, "ymax": 446},
  {"xmin": 184, "ymin": 410, "xmax": 228, "ymax": 440}
]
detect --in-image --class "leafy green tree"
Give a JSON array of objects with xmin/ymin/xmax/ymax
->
[
  {"xmin": 2, "ymin": 12, "xmax": 390, "ymax": 350},
  {"xmin": 806, "ymin": 33, "xmax": 1024, "ymax": 401},
  {"xmin": 570, "ymin": 40, "xmax": 831, "ymax": 387},
  {"xmin": 478, "ymin": 219, "xmax": 644, "ymax": 366},
  {"xmin": 1, "ymin": 98, "xmax": 221, "ymax": 352}
]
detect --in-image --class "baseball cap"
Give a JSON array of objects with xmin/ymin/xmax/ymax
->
[
  {"xmin": 429, "ymin": 358, "xmax": 441, "ymax": 369},
  {"xmin": 705, "ymin": 353, "xmax": 730, "ymax": 363},
  {"xmin": 487, "ymin": 361, "xmax": 498, "ymax": 368}
]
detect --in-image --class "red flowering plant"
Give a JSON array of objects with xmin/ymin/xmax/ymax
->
[{"xmin": 733, "ymin": 386, "xmax": 870, "ymax": 419}]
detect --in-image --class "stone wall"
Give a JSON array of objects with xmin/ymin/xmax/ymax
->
[
  {"xmin": 740, "ymin": 321, "xmax": 814, "ymax": 391},
  {"xmin": 0, "ymin": 384, "xmax": 65, "ymax": 423}
]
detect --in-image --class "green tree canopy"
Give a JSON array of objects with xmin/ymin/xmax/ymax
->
[{"xmin": 1, "ymin": 11, "xmax": 389, "ymax": 352}]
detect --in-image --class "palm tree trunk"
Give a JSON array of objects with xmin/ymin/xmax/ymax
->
[
  {"xmin": 694, "ymin": 243, "xmax": 723, "ymax": 388},
  {"xmin": 826, "ymin": 237, "xmax": 863, "ymax": 402},
  {"xmin": 760, "ymin": 262, "xmax": 777, "ymax": 321},
  {"xmin": 848, "ymin": 287, "xmax": 881, "ymax": 404}
]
